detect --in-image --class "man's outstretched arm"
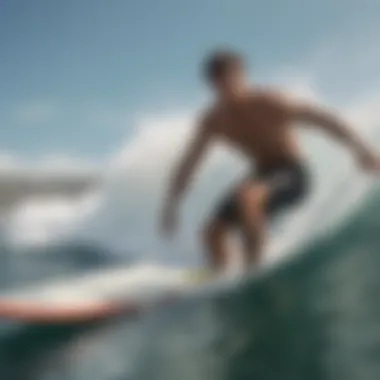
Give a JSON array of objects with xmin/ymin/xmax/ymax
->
[
  {"xmin": 161, "ymin": 114, "xmax": 214, "ymax": 236},
  {"xmin": 289, "ymin": 101, "xmax": 380, "ymax": 171}
]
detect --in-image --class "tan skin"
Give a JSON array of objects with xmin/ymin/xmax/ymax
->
[{"xmin": 160, "ymin": 63, "xmax": 380, "ymax": 274}]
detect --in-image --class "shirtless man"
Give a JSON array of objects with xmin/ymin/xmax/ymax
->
[{"xmin": 160, "ymin": 50, "xmax": 380, "ymax": 272}]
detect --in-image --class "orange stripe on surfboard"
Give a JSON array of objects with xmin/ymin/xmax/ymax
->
[{"xmin": 0, "ymin": 299, "xmax": 138, "ymax": 323}]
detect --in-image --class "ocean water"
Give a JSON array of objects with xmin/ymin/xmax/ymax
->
[
  {"xmin": 0, "ymin": 181, "xmax": 379, "ymax": 380},
  {"xmin": 0, "ymin": 125, "xmax": 379, "ymax": 380}
]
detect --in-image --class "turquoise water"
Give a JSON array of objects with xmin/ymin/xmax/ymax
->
[{"xmin": 1, "ymin": 184, "xmax": 380, "ymax": 380}]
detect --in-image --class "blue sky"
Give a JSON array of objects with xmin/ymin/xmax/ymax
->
[{"xmin": 1, "ymin": 0, "xmax": 379, "ymax": 159}]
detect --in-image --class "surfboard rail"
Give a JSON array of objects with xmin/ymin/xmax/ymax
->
[{"xmin": 0, "ymin": 264, "xmax": 211, "ymax": 323}]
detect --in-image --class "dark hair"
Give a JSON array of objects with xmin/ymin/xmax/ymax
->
[{"xmin": 203, "ymin": 50, "xmax": 244, "ymax": 82}]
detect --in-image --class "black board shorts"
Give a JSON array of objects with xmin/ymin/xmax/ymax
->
[{"xmin": 214, "ymin": 160, "xmax": 309, "ymax": 225}]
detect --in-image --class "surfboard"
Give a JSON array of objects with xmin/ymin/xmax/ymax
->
[{"xmin": 0, "ymin": 264, "xmax": 217, "ymax": 323}]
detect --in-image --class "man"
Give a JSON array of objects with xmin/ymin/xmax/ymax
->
[{"xmin": 160, "ymin": 50, "xmax": 380, "ymax": 273}]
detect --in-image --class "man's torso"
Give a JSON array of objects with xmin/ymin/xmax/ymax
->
[{"xmin": 207, "ymin": 88, "xmax": 302, "ymax": 169}]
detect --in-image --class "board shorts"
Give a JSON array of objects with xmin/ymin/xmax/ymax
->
[{"xmin": 214, "ymin": 159, "xmax": 309, "ymax": 225}]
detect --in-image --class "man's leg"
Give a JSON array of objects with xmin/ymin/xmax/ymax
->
[
  {"xmin": 236, "ymin": 182, "xmax": 269, "ymax": 266},
  {"xmin": 202, "ymin": 182, "xmax": 269, "ymax": 272},
  {"xmin": 202, "ymin": 185, "xmax": 241, "ymax": 272},
  {"xmin": 203, "ymin": 219, "xmax": 231, "ymax": 272},
  {"xmin": 234, "ymin": 162, "xmax": 308, "ymax": 268}
]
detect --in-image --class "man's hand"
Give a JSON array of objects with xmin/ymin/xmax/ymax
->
[
  {"xmin": 355, "ymin": 149, "xmax": 380, "ymax": 173},
  {"xmin": 160, "ymin": 201, "xmax": 179, "ymax": 239}
]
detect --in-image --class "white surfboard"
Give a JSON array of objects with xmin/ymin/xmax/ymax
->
[{"xmin": 0, "ymin": 264, "xmax": 223, "ymax": 323}]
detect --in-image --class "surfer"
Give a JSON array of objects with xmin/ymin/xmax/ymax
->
[{"xmin": 160, "ymin": 49, "xmax": 380, "ymax": 272}]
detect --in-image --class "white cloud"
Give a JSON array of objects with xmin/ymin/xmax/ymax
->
[
  {"xmin": 346, "ymin": 93, "xmax": 380, "ymax": 132},
  {"xmin": 0, "ymin": 152, "xmax": 20, "ymax": 171}
]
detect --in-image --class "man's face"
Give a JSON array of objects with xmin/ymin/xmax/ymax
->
[{"xmin": 211, "ymin": 63, "xmax": 246, "ymax": 96}]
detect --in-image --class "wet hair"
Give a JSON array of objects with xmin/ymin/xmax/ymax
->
[{"xmin": 203, "ymin": 50, "xmax": 244, "ymax": 82}]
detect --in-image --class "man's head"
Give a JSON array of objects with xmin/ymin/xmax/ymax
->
[{"xmin": 203, "ymin": 50, "xmax": 247, "ymax": 97}]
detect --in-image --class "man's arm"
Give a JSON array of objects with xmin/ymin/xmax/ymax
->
[
  {"xmin": 166, "ymin": 114, "xmax": 213, "ymax": 204},
  {"xmin": 288, "ymin": 100, "xmax": 380, "ymax": 170},
  {"xmin": 162, "ymin": 113, "xmax": 214, "ymax": 236}
]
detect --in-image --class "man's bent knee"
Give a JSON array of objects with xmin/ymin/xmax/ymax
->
[
  {"xmin": 203, "ymin": 220, "xmax": 226, "ymax": 245},
  {"xmin": 236, "ymin": 183, "xmax": 268, "ymax": 214}
]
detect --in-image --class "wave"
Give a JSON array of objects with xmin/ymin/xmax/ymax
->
[
  {"xmin": 0, "ymin": 182, "xmax": 378, "ymax": 380},
  {"xmin": 134, "ymin": 183, "xmax": 380, "ymax": 380}
]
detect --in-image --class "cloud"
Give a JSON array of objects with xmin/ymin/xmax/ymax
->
[{"xmin": 345, "ymin": 92, "xmax": 380, "ymax": 133}]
